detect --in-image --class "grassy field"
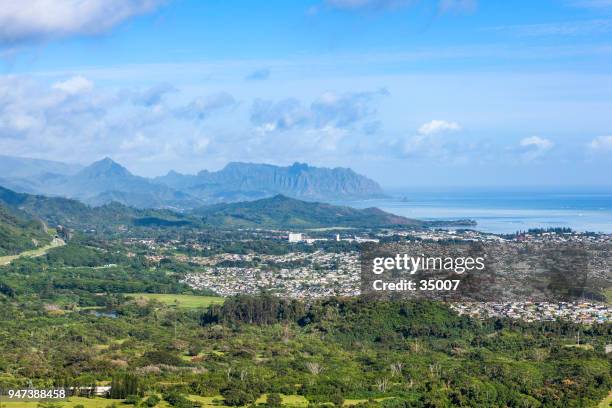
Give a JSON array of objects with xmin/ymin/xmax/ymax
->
[
  {"xmin": 0, "ymin": 393, "xmax": 515, "ymax": 408},
  {"xmin": 125, "ymin": 293, "xmax": 225, "ymax": 309},
  {"xmin": 0, "ymin": 394, "xmax": 312, "ymax": 408},
  {"xmin": 0, "ymin": 237, "xmax": 65, "ymax": 266},
  {"xmin": 191, "ymin": 394, "xmax": 309, "ymax": 407},
  {"xmin": 0, "ymin": 396, "xmax": 132, "ymax": 408},
  {"xmin": 599, "ymin": 392, "xmax": 612, "ymax": 408}
]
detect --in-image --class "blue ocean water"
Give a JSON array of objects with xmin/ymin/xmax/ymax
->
[{"xmin": 338, "ymin": 188, "xmax": 612, "ymax": 234}]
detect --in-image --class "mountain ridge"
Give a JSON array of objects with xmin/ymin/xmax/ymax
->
[
  {"xmin": 0, "ymin": 185, "xmax": 475, "ymax": 231},
  {"xmin": 0, "ymin": 155, "xmax": 385, "ymax": 209},
  {"xmin": 155, "ymin": 161, "xmax": 385, "ymax": 203},
  {"xmin": 193, "ymin": 194, "xmax": 421, "ymax": 229}
]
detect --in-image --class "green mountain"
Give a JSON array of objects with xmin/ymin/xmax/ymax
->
[
  {"xmin": 0, "ymin": 203, "xmax": 51, "ymax": 256},
  {"xmin": 0, "ymin": 186, "xmax": 192, "ymax": 232},
  {"xmin": 0, "ymin": 187, "xmax": 411, "ymax": 231},
  {"xmin": 0, "ymin": 186, "xmax": 472, "ymax": 232},
  {"xmin": 193, "ymin": 194, "xmax": 422, "ymax": 228}
]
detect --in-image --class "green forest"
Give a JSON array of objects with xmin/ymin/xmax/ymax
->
[
  {"xmin": 0, "ymin": 190, "xmax": 610, "ymax": 408},
  {"xmin": 0, "ymin": 245, "xmax": 610, "ymax": 407}
]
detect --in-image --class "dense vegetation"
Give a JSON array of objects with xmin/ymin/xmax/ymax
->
[
  {"xmin": 0, "ymin": 287, "xmax": 609, "ymax": 407},
  {"xmin": 0, "ymin": 203, "xmax": 51, "ymax": 256},
  {"xmin": 0, "ymin": 186, "xmax": 419, "ymax": 232},
  {"xmin": 0, "ymin": 186, "xmax": 196, "ymax": 232},
  {"xmin": 0, "ymin": 236, "xmax": 610, "ymax": 408},
  {"xmin": 0, "ymin": 187, "xmax": 609, "ymax": 407},
  {"xmin": 194, "ymin": 195, "xmax": 421, "ymax": 228}
]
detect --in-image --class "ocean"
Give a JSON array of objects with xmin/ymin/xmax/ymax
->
[{"xmin": 338, "ymin": 188, "xmax": 612, "ymax": 234}]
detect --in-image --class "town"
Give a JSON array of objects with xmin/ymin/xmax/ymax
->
[{"xmin": 123, "ymin": 227, "xmax": 611, "ymax": 324}]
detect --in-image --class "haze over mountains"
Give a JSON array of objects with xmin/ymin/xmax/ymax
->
[{"xmin": 0, "ymin": 156, "xmax": 385, "ymax": 210}]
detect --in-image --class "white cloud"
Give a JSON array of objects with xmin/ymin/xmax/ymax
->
[
  {"xmin": 178, "ymin": 93, "xmax": 238, "ymax": 121},
  {"xmin": 418, "ymin": 120, "xmax": 461, "ymax": 135},
  {"xmin": 401, "ymin": 120, "xmax": 462, "ymax": 158},
  {"xmin": 250, "ymin": 98, "xmax": 310, "ymax": 133},
  {"xmin": 520, "ymin": 136, "xmax": 553, "ymax": 150},
  {"xmin": 131, "ymin": 83, "xmax": 176, "ymax": 107},
  {"xmin": 0, "ymin": 75, "xmax": 242, "ymax": 170},
  {"xmin": 403, "ymin": 133, "xmax": 428, "ymax": 154},
  {"xmin": 588, "ymin": 135, "xmax": 612, "ymax": 150},
  {"xmin": 311, "ymin": 88, "xmax": 388, "ymax": 128},
  {"xmin": 518, "ymin": 136, "xmax": 554, "ymax": 160},
  {"xmin": 0, "ymin": 0, "xmax": 166, "ymax": 45},
  {"xmin": 52, "ymin": 76, "xmax": 93, "ymax": 94},
  {"xmin": 250, "ymin": 89, "xmax": 388, "ymax": 133}
]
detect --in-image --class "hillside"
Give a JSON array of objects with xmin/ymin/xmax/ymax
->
[
  {"xmin": 193, "ymin": 194, "xmax": 422, "ymax": 228},
  {"xmin": 0, "ymin": 186, "xmax": 192, "ymax": 232},
  {"xmin": 0, "ymin": 186, "xmax": 474, "ymax": 231},
  {"xmin": 0, "ymin": 187, "xmax": 414, "ymax": 231},
  {"xmin": 0, "ymin": 203, "xmax": 51, "ymax": 256}
]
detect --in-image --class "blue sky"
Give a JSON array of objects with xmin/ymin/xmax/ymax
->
[{"xmin": 0, "ymin": 0, "xmax": 611, "ymax": 187}]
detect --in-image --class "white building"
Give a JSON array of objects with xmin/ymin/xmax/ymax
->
[{"xmin": 288, "ymin": 233, "xmax": 303, "ymax": 243}]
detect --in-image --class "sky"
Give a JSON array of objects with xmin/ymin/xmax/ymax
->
[{"xmin": 0, "ymin": 0, "xmax": 611, "ymax": 188}]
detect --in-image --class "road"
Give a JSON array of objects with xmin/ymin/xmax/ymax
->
[{"xmin": 0, "ymin": 237, "xmax": 65, "ymax": 266}]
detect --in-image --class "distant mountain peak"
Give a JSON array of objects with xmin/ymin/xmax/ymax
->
[
  {"xmin": 289, "ymin": 162, "xmax": 309, "ymax": 173},
  {"xmin": 194, "ymin": 194, "xmax": 420, "ymax": 229},
  {"xmin": 80, "ymin": 157, "xmax": 131, "ymax": 178},
  {"xmin": 95, "ymin": 157, "xmax": 122, "ymax": 168},
  {"xmin": 269, "ymin": 193, "xmax": 291, "ymax": 201}
]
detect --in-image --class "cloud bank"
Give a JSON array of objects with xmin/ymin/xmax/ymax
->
[
  {"xmin": 0, "ymin": 0, "xmax": 166, "ymax": 45},
  {"xmin": 251, "ymin": 89, "xmax": 389, "ymax": 133}
]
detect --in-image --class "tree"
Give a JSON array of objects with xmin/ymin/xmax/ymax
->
[
  {"xmin": 267, "ymin": 393, "xmax": 282, "ymax": 407},
  {"xmin": 124, "ymin": 395, "xmax": 141, "ymax": 405},
  {"xmin": 221, "ymin": 388, "xmax": 257, "ymax": 407},
  {"xmin": 144, "ymin": 395, "xmax": 160, "ymax": 407},
  {"xmin": 330, "ymin": 394, "xmax": 344, "ymax": 408}
]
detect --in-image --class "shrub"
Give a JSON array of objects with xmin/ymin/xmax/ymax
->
[
  {"xmin": 221, "ymin": 388, "xmax": 257, "ymax": 407},
  {"xmin": 124, "ymin": 395, "xmax": 141, "ymax": 405},
  {"xmin": 330, "ymin": 394, "xmax": 344, "ymax": 408},
  {"xmin": 163, "ymin": 391, "xmax": 191, "ymax": 408},
  {"xmin": 144, "ymin": 395, "xmax": 160, "ymax": 407},
  {"xmin": 267, "ymin": 393, "xmax": 282, "ymax": 407}
]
